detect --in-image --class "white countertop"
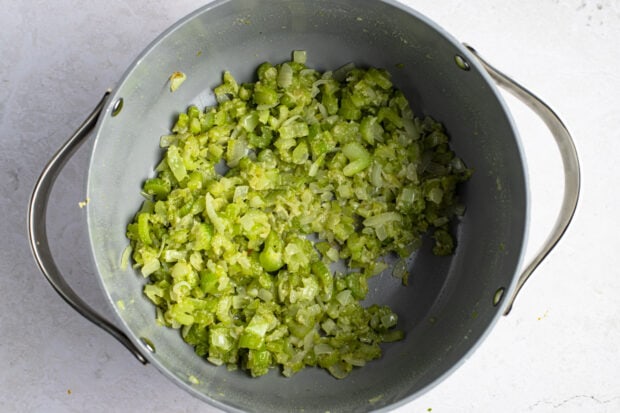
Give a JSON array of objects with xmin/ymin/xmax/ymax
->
[{"xmin": 2, "ymin": 1, "xmax": 618, "ymax": 412}]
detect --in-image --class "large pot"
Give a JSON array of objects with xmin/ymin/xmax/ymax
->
[{"xmin": 28, "ymin": 0, "xmax": 580, "ymax": 411}]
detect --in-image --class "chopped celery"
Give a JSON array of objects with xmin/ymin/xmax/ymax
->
[
  {"xmin": 137, "ymin": 213, "xmax": 152, "ymax": 246},
  {"xmin": 253, "ymin": 83, "xmax": 278, "ymax": 107},
  {"xmin": 166, "ymin": 145, "xmax": 187, "ymax": 182},
  {"xmin": 143, "ymin": 178, "xmax": 170, "ymax": 200},
  {"xmin": 127, "ymin": 51, "xmax": 471, "ymax": 380},
  {"xmin": 277, "ymin": 63, "xmax": 293, "ymax": 89},
  {"xmin": 259, "ymin": 231, "xmax": 284, "ymax": 272}
]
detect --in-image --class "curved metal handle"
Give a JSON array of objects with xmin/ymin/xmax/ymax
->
[
  {"xmin": 465, "ymin": 45, "xmax": 581, "ymax": 315},
  {"xmin": 28, "ymin": 90, "xmax": 148, "ymax": 364}
]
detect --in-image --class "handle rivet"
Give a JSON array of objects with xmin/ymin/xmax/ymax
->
[
  {"xmin": 455, "ymin": 54, "xmax": 470, "ymax": 71},
  {"xmin": 140, "ymin": 337, "xmax": 156, "ymax": 353},
  {"xmin": 492, "ymin": 287, "xmax": 505, "ymax": 306},
  {"xmin": 112, "ymin": 98, "xmax": 124, "ymax": 117}
]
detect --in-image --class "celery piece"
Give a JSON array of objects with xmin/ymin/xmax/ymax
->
[
  {"xmin": 214, "ymin": 70, "xmax": 239, "ymax": 102},
  {"xmin": 247, "ymin": 349, "xmax": 272, "ymax": 377},
  {"xmin": 137, "ymin": 213, "xmax": 152, "ymax": 246},
  {"xmin": 322, "ymin": 93, "xmax": 339, "ymax": 115},
  {"xmin": 201, "ymin": 110, "xmax": 216, "ymax": 132},
  {"xmin": 341, "ymin": 142, "xmax": 371, "ymax": 176},
  {"xmin": 187, "ymin": 105, "xmax": 200, "ymax": 119},
  {"xmin": 189, "ymin": 116, "xmax": 200, "ymax": 136},
  {"xmin": 311, "ymin": 261, "xmax": 333, "ymax": 299},
  {"xmin": 342, "ymin": 141, "xmax": 369, "ymax": 161},
  {"xmin": 427, "ymin": 187, "xmax": 444, "ymax": 204},
  {"xmin": 254, "ymin": 83, "xmax": 278, "ymax": 107},
  {"xmin": 143, "ymin": 178, "xmax": 170, "ymax": 200},
  {"xmin": 339, "ymin": 95, "xmax": 361, "ymax": 120},
  {"xmin": 345, "ymin": 272, "xmax": 368, "ymax": 300},
  {"xmin": 248, "ymin": 126, "xmax": 274, "ymax": 149},
  {"xmin": 308, "ymin": 153, "xmax": 326, "ymax": 177},
  {"xmin": 291, "ymin": 141, "xmax": 309, "ymax": 164},
  {"xmin": 377, "ymin": 107, "xmax": 403, "ymax": 129},
  {"xmin": 277, "ymin": 63, "xmax": 293, "ymax": 89},
  {"xmin": 279, "ymin": 121, "xmax": 309, "ymax": 140},
  {"xmin": 365, "ymin": 67, "xmax": 392, "ymax": 90},
  {"xmin": 186, "ymin": 171, "xmax": 203, "ymax": 192},
  {"xmin": 332, "ymin": 121, "xmax": 360, "ymax": 144},
  {"xmin": 239, "ymin": 330, "xmax": 263, "ymax": 350},
  {"xmin": 205, "ymin": 193, "xmax": 226, "ymax": 234},
  {"xmin": 239, "ymin": 209, "xmax": 271, "ymax": 245},
  {"xmin": 166, "ymin": 146, "xmax": 187, "ymax": 182},
  {"xmin": 259, "ymin": 231, "xmax": 284, "ymax": 272},
  {"xmin": 140, "ymin": 256, "xmax": 160, "ymax": 277},
  {"xmin": 192, "ymin": 223, "xmax": 213, "ymax": 251},
  {"xmin": 257, "ymin": 62, "xmax": 276, "ymax": 82},
  {"xmin": 293, "ymin": 50, "xmax": 307, "ymax": 64},
  {"xmin": 200, "ymin": 270, "xmax": 220, "ymax": 294},
  {"xmin": 308, "ymin": 131, "xmax": 335, "ymax": 158},
  {"xmin": 343, "ymin": 158, "xmax": 371, "ymax": 177},
  {"xmin": 226, "ymin": 137, "xmax": 247, "ymax": 167},
  {"xmin": 240, "ymin": 111, "xmax": 259, "ymax": 133},
  {"xmin": 363, "ymin": 212, "xmax": 402, "ymax": 228},
  {"xmin": 173, "ymin": 113, "xmax": 189, "ymax": 132},
  {"xmin": 283, "ymin": 237, "xmax": 313, "ymax": 273},
  {"xmin": 160, "ymin": 134, "xmax": 177, "ymax": 148},
  {"xmin": 360, "ymin": 116, "xmax": 384, "ymax": 144}
]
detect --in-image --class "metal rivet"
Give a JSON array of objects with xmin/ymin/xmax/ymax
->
[
  {"xmin": 111, "ymin": 97, "xmax": 123, "ymax": 117},
  {"xmin": 455, "ymin": 54, "xmax": 471, "ymax": 71},
  {"xmin": 492, "ymin": 287, "xmax": 505, "ymax": 306},
  {"xmin": 140, "ymin": 337, "xmax": 156, "ymax": 353}
]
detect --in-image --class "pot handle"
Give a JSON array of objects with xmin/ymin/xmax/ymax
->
[
  {"xmin": 28, "ymin": 90, "xmax": 149, "ymax": 364},
  {"xmin": 465, "ymin": 45, "xmax": 581, "ymax": 315}
]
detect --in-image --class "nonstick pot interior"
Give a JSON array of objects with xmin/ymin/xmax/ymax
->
[{"xmin": 87, "ymin": 0, "xmax": 527, "ymax": 411}]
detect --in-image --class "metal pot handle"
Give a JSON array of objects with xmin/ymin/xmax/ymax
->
[
  {"xmin": 27, "ymin": 90, "xmax": 148, "ymax": 364},
  {"xmin": 465, "ymin": 45, "xmax": 581, "ymax": 315}
]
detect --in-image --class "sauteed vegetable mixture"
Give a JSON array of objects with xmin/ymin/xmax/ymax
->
[{"xmin": 126, "ymin": 51, "xmax": 470, "ymax": 378}]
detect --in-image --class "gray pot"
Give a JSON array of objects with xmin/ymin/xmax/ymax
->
[{"xmin": 28, "ymin": 0, "xmax": 580, "ymax": 411}]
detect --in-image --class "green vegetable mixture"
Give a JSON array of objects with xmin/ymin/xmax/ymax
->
[{"xmin": 126, "ymin": 51, "xmax": 471, "ymax": 379}]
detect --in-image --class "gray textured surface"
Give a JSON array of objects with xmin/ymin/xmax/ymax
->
[{"xmin": 2, "ymin": 1, "xmax": 619, "ymax": 412}]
